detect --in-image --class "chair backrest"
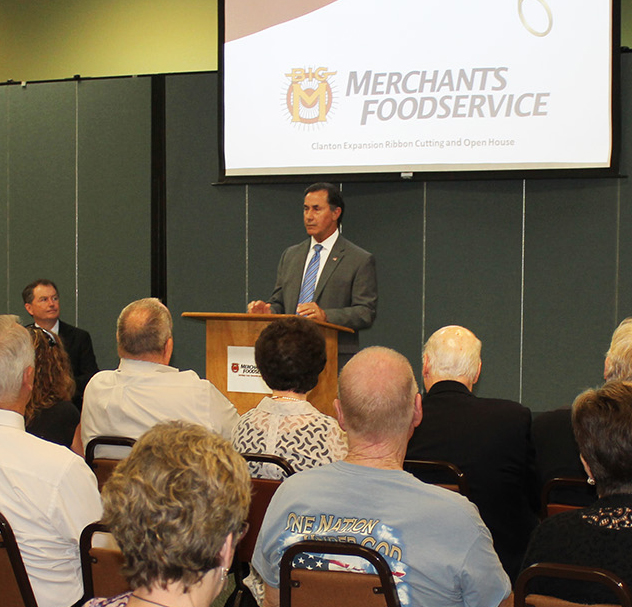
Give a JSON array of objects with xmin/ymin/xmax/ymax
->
[
  {"xmin": 237, "ymin": 454, "xmax": 295, "ymax": 563},
  {"xmin": 0, "ymin": 512, "xmax": 38, "ymax": 607},
  {"xmin": 85, "ymin": 436, "xmax": 136, "ymax": 492},
  {"xmin": 403, "ymin": 459, "xmax": 470, "ymax": 497},
  {"xmin": 80, "ymin": 522, "xmax": 130, "ymax": 602},
  {"xmin": 279, "ymin": 540, "xmax": 401, "ymax": 607},
  {"xmin": 541, "ymin": 477, "xmax": 595, "ymax": 519},
  {"xmin": 241, "ymin": 452, "xmax": 296, "ymax": 478},
  {"xmin": 514, "ymin": 563, "xmax": 632, "ymax": 607}
]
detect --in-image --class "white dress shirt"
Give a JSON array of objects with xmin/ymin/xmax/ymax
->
[
  {"xmin": 0, "ymin": 409, "xmax": 102, "ymax": 607},
  {"xmin": 81, "ymin": 358, "xmax": 240, "ymax": 457}
]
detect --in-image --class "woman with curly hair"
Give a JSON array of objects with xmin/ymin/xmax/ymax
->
[
  {"xmin": 232, "ymin": 316, "xmax": 347, "ymax": 478},
  {"xmin": 25, "ymin": 326, "xmax": 81, "ymax": 452},
  {"xmin": 84, "ymin": 420, "xmax": 251, "ymax": 607}
]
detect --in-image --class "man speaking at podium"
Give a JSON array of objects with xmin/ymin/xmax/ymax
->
[{"xmin": 247, "ymin": 183, "xmax": 377, "ymax": 366}]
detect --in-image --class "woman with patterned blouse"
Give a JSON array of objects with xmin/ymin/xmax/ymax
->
[{"xmin": 232, "ymin": 316, "xmax": 347, "ymax": 478}]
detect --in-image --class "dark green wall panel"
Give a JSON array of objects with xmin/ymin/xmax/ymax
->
[
  {"xmin": 6, "ymin": 82, "xmax": 77, "ymax": 323},
  {"xmin": 166, "ymin": 73, "xmax": 246, "ymax": 375},
  {"xmin": 78, "ymin": 78, "xmax": 152, "ymax": 370},
  {"xmin": 423, "ymin": 180, "xmax": 524, "ymax": 401},
  {"xmin": 522, "ymin": 179, "xmax": 619, "ymax": 411},
  {"xmin": 0, "ymin": 87, "xmax": 7, "ymax": 311}
]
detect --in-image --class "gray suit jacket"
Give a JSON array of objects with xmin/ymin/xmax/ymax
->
[{"xmin": 268, "ymin": 235, "xmax": 377, "ymax": 353}]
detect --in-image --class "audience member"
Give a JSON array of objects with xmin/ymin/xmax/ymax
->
[
  {"xmin": 25, "ymin": 325, "xmax": 81, "ymax": 452},
  {"xmin": 406, "ymin": 325, "xmax": 538, "ymax": 582},
  {"xmin": 232, "ymin": 316, "xmax": 346, "ymax": 478},
  {"xmin": 521, "ymin": 381, "xmax": 632, "ymax": 603},
  {"xmin": 84, "ymin": 420, "xmax": 251, "ymax": 607},
  {"xmin": 532, "ymin": 317, "xmax": 632, "ymax": 505},
  {"xmin": 252, "ymin": 346, "xmax": 510, "ymax": 607},
  {"xmin": 81, "ymin": 298, "xmax": 239, "ymax": 457},
  {"xmin": 22, "ymin": 278, "xmax": 99, "ymax": 409},
  {"xmin": 0, "ymin": 315, "xmax": 102, "ymax": 607}
]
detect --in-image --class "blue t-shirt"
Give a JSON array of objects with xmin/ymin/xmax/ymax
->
[{"xmin": 253, "ymin": 461, "xmax": 510, "ymax": 607}]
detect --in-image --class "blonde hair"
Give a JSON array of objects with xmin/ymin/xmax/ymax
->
[{"xmin": 102, "ymin": 421, "xmax": 251, "ymax": 591}]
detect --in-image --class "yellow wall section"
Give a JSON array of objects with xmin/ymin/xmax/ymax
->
[
  {"xmin": 0, "ymin": 0, "xmax": 218, "ymax": 82},
  {"xmin": 0, "ymin": 0, "xmax": 631, "ymax": 83}
]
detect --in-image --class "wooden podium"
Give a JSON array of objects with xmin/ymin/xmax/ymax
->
[{"xmin": 182, "ymin": 313, "xmax": 353, "ymax": 417}]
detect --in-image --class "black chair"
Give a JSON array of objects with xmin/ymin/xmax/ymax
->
[
  {"xmin": 540, "ymin": 477, "xmax": 596, "ymax": 519},
  {"xmin": 514, "ymin": 562, "xmax": 632, "ymax": 607},
  {"xmin": 85, "ymin": 436, "xmax": 136, "ymax": 492},
  {"xmin": 232, "ymin": 454, "xmax": 296, "ymax": 607},
  {"xmin": 79, "ymin": 521, "xmax": 129, "ymax": 602},
  {"xmin": 403, "ymin": 459, "xmax": 470, "ymax": 497},
  {"xmin": 279, "ymin": 540, "xmax": 401, "ymax": 607},
  {"xmin": 0, "ymin": 511, "xmax": 38, "ymax": 607}
]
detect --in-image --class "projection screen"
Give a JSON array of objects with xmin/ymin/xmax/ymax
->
[{"xmin": 220, "ymin": 0, "xmax": 618, "ymax": 180}]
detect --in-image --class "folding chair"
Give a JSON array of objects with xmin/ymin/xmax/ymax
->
[
  {"xmin": 0, "ymin": 512, "xmax": 38, "ymax": 607},
  {"xmin": 232, "ymin": 454, "xmax": 295, "ymax": 607},
  {"xmin": 279, "ymin": 540, "xmax": 401, "ymax": 607},
  {"xmin": 540, "ymin": 477, "xmax": 596, "ymax": 519},
  {"xmin": 85, "ymin": 436, "xmax": 136, "ymax": 492},
  {"xmin": 403, "ymin": 459, "xmax": 470, "ymax": 497},
  {"xmin": 514, "ymin": 563, "xmax": 632, "ymax": 607},
  {"xmin": 79, "ymin": 522, "xmax": 129, "ymax": 602}
]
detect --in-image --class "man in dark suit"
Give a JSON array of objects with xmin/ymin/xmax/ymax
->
[
  {"xmin": 406, "ymin": 325, "xmax": 539, "ymax": 583},
  {"xmin": 248, "ymin": 183, "xmax": 377, "ymax": 364},
  {"xmin": 22, "ymin": 278, "xmax": 99, "ymax": 409}
]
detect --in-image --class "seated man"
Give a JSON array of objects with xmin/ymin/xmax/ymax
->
[
  {"xmin": 406, "ymin": 325, "xmax": 539, "ymax": 582},
  {"xmin": 22, "ymin": 278, "xmax": 99, "ymax": 409},
  {"xmin": 0, "ymin": 315, "xmax": 102, "ymax": 607},
  {"xmin": 81, "ymin": 298, "xmax": 239, "ymax": 456},
  {"xmin": 253, "ymin": 346, "xmax": 510, "ymax": 607}
]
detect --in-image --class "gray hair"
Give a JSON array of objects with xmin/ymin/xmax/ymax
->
[
  {"xmin": 0, "ymin": 316, "xmax": 35, "ymax": 404},
  {"xmin": 117, "ymin": 298, "xmax": 173, "ymax": 357},
  {"xmin": 423, "ymin": 325, "xmax": 481, "ymax": 384},
  {"xmin": 338, "ymin": 346, "xmax": 418, "ymax": 440},
  {"xmin": 605, "ymin": 318, "xmax": 632, "ymax": 382}
]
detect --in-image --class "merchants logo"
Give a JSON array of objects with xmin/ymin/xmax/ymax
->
[{"xmin": 283, "ymin": 67, "xmax": 337, "ymax": 126}]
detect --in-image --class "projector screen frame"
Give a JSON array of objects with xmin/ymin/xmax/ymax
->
[{"xmin": 217, "ymin": 0, "xmax": 622, "ymax": 185}]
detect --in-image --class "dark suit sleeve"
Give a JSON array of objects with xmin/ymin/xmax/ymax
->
[
  {"xmin": 268, "ymin": 247, "xmax": 292, "ymax": 314},
  {"xmin": 322, "ymin": 252, "xmax": 377, "ymax": 330},
  {"xmin": 73, "ymin": 330, "xmax": 99, "ymax": 398}
]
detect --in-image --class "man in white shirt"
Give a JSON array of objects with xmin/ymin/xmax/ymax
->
[
  {"xmin": 0, "ymin": 315, "xmax": 102, "ymax": 607},
  {"xmin": 81, "ymin": 298, "xmax": 239, "ymax": 456}
]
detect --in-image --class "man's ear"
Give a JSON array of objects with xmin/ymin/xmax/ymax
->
[
  {"xmin": 422, "ymin": 354, "xmax": 430, "ymax": 378},
  {"xmin": 473, "ymin": 361, "xmax": 482, "ymax": 385},
  {"xmin": 23, "ymin": 366, "xmax": 35, "ymax": 392},
  {"xmin": 163, "ymin": 337, "xmax": 174, "ymax": 364},
  {"xmin": 334, "ymin": 398, "xmax": 346, "ymax": 431},
  {"xmin": 412, "ymin": 392, "xmax": 423, "ymax": 428},
  {"xmin": 24, "ymin": 302, "xmax": 33, "ymax": 317}
]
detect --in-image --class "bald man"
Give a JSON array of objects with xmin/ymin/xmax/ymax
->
[
  {"xmin": 406, "ymin": 325, "xmax": 538, "ymax": 583},
  {"xmin": 253, "ymin": 346, "xmax": 510, "ymax": 607}
]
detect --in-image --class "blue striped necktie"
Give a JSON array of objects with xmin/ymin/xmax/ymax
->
[{"xmin": 297, "ymin": 244, "xmax": 323, "ymax": 305}]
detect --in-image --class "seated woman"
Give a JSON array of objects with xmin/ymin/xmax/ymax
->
[
  {"xmin": 25, "ymin": 326, "xmax": 81, "ymax": 452},
  {"xmin": 84, "ymin": 420, "xmax": 251, "ymax": 607},
  {"xmin": 232, "ymin": 316, "xmax": 347, "ymax": 478},
  {"xmin": 521, "ymin": 380, "xmax": 632, "ymax": 603}
]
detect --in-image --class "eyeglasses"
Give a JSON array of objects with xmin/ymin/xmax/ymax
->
[{"xmin": 236, "ymin": 521, "xmax": 250, "ymax": 544}]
